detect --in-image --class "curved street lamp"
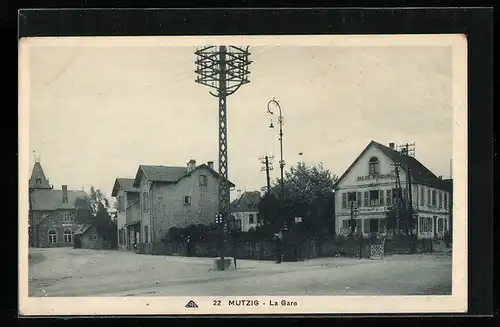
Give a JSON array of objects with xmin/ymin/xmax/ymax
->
[{"xmin": 267, "ymin": 98, "xmax": 287, "ymax": 230}]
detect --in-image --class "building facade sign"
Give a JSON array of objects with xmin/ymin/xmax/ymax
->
[
  {"xmin": 356, "ymin": 173, "xmax": 395, "ymax": 182},
  {"xmin": 358, "ymin": 206, "xmax": 390, "ymax": 214}
]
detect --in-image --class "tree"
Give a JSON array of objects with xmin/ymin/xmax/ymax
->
[
  {"xmin": 268, "ymin": 162, "xmax": 338, "ymax": 236},
  {"xmin": 258, "ymin": 192, "xmax": 280, "ymax": 228},
  {"xmin": 76, "ymin": 186, "xmax": 117, "ymax": 247}
]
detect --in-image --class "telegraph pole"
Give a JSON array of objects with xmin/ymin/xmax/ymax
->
[
  {"xmin": 397, "ymin": 143, "xmax": 416, "ymax": 236},
  {"xmin": 195, "ymin": 46, "xmax": 251, "ymax": 268},
  {"xmin": 259, "ymin": 155, "xmax": 274, "ymax": 194}
]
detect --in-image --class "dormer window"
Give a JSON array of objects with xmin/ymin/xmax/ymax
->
[
  {"xmin": 36, "ymin": 178, "xmax": 42, "ymax": 185},
  {"xmin": 368, "ymin": 157, "xmax": 379, "ymax": 175}
]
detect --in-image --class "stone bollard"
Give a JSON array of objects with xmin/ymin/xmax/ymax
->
[{"xmin": 212, "ymin": 257, "xmax": 237, "ymax": 271}]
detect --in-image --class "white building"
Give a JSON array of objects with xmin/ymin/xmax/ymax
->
[
  {"xmin": 230, "ymin": 191, "xmax": 261, "ymax": 232},
  {"xmin": 334, "ymin": 141, "xmax": 451, "ymax": 239}
]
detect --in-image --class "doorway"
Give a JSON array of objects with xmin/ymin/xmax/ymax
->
[
  {"xmin": 74, "ymin": 235, "xmax": 82, "ymax": 248},
  {"xmin": 369, "ymin": 219, "xmax": 379, "ymax": 233}
]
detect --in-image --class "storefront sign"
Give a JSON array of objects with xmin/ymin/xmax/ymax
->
[
  {"xmin": 358, "ymin": 206, "xmax": 389, "ymax": 213},
  {"xmin": 356, "ymin": 173, "xmax": 395, "ymax": 182}
]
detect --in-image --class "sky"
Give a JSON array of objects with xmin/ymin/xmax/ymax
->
[{"xmin": 27, "ymin": 40, "xmax": 453, "ymax": 201}]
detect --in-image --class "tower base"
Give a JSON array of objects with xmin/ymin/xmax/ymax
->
[{"xmin": 212, "ymin": 257, "xmax": 236, "ymax": 271}]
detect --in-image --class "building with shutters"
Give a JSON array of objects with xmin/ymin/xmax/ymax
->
[
  {"xmin": 333, "ymin": 141, "xmax": 451, "ymax": 239},
  {"xmin": 230, "ymin": 191, "xmax": 261, "ymax": 232},
  {"xmin": 115, "ymin": 159, "xmax": 235, "ymax": 245}
]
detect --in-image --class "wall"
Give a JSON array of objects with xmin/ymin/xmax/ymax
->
[
  {"xmin": 37, "ymin": 210, "xmax": 80, "ymax": 248},
  {"xmin": 335, "ymin": 145, "xmax": 401, "ymax": 235},
  {"xmin": 30, "ymin": 210, "xmax": 52, "ymax": 247},
  {"xmin": 336, "ymin": 145, "xmax": 406, "ymax": 191},
  {"xmin": 116, "ymin": 190, "xmax": 140, "ymax": 250},
  {"xmin": 126, "ymin": 200, "xmax": 141, "ymax": 224},
  {"xmin": 79, "ymin": 226, "xmax": 105, "ymax": 249},
  {"xmin": 115, "ymin": 189, "xmax": 127, "ymax": 250},
  {"xmin": 150, "ymin": 167, "xmax": 219, "ymax": 242},
  {"xmin": 138, "ymin": 176, "xmax": 152, "ymax": 243}
]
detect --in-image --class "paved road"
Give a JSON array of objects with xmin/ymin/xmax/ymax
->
[{"xmin": 28, "ymin": 248, "xmax": 452, "ymax": 297}]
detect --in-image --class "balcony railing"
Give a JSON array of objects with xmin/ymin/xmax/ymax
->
[{"xmin": 126, "ymin": 200, "xmax": 140, "ymax": 224}]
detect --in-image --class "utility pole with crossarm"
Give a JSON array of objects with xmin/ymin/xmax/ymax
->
[{"xmin": 195, "ymin": 46, "xmax": 252, "ymax": 268}]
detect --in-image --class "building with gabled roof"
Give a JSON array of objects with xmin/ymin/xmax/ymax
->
[
  {"xmin": 230, "ymin": 191, "xmax": 261, "ymax": 232},
  {"xmin": 73, "ymin": 224, "xmax": 110, "ymax": 250},
  {"xmin": 28, "ymin": 160, "xmax": 88, "ymax": 248},
  {"xmin": 127, "ymin": 159, "xmax": 235, "ymax": 245},
  {"xmin": 333, "ymin": 140, "xmax": 451, "ymax": 239}
]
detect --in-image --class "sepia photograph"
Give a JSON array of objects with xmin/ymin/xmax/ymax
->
[{"xmin": 19, "ymin": 34, "xmax": 468, "ymax": 315}]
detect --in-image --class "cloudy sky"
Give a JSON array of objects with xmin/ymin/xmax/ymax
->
[{"xmin": 26, "ymin": 38, "xmax": 454, "ymax": 201}]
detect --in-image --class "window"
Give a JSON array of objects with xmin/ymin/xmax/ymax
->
[
  {"xmin": 369, "ymin": 190, "xmax": 379, "ymax": 206},
  {"xmin": 419, "ymin": 217, "xmax": 432, "ymax": 233},
  {"xmin": 420, "ymin": 186, "xmax": 425, "ymax": 206},
  {"xmin": 368, "ymin": 218, "xmax": 379, "ymax": 233},
  {"xmin": 347, "ymin": 192, "xmax": 357, "ymax": 206},
  {"xmin": 249, "ymin": 214, "xmax": 254, "ymax": 224},
  {"xmin": 356, "ymin": 192, "xmax": 362, "ymax": 207},
  {"xmin": 92, "ymin": 234, "xmax": 98, "ymax": 240},
  {"xmin": 184, "ymin": 196, "xmax": 191, "ymax": 205},
  {"xmin": 378, "ymin": 218, "xmax": 386, "ymax": 233},
  {"xmin": 427, "ymin": 190, "xmax": 431, "ymax": 206},
  {"xmin": 199, "ymin": 175, "xmax": 208, "ymax": 186},
  {"xmin": 432, "ymin": 190, "xmax": 437, "ymax": 207},
  {"xmin": 64, "ymin": 230, "xmax": 72, "ymax": 243},
  {"xmin": 444, "ymin": 193, "xmax": 448, "ymax": 211},
  {"xmin": 341, "ymin": 193, "xmax": 347, "ymax": 209},
  {"xmin": 36, "ymin": 178, "xmax": 42, "ymax": 185},
  {"xmin": 341, "ymin": 220, "xmax": 349, "ymax": 229},
  {"xmin": 48, "ymin": 230, "xmax": 57, "ymax": 243},
  {"xmin": 363, "ymin": 191, "xmax": 369, "ymax": 207},
  {"xmin": 437, "ymin": 218, "xmax": 444, "ymax": 233},
  {"xmin": 438, "ymin": 191, "xmax": 443, "ymax": 208},
  {"xmin": 368, "ymin": 157, "xmax": 379, "ymax": 175},
  {"xmin": 379, "ymin": 190, "xmax": 385, "ymax": 206},
  {"xmin": 386, "ymin": 189, "xmax": 392, "ymax": 206},
  {"xmin": 143, "ymin": 192, "xmax": 149, "ymax": 212},
  {"xmin": 62, "ymin": 213, "xmax": 73, "ymax": 223}
]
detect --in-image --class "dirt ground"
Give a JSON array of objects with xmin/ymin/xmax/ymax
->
[{"xmin": 28, "ymin": 248, "xmax": 452, "ymax": 297}]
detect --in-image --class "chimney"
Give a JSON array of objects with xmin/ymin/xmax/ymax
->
[
  {"xmin": 389, "ymin": 142, "xmax": 395, "ymax": 149},
  {"xmin": 187, "ymin": 159, "xmax": 196, "ymax": 172},
  {"xmin": 207, "ymin": 161, "xmax": 214, "ymax": 170},
  {"xmin": 62, "ymin": 185, "xmax": 68, "ymax": 203}
]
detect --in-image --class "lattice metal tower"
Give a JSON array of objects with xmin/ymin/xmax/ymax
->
[
  {"xmin": 390, "ymin": 142, "xmax": 416, "ymax": 234},
  {"xmin": 194, "ymin": 45, "xmax": 252, "ymax": 235}
]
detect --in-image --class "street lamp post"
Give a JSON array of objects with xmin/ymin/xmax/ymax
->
[{"xmin": 267, "ymin": 98, "xmax": 286, "ymax": 230}]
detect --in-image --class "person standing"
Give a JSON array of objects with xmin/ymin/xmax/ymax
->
[{"xmin": 274, "ymin": 234, "xmax": 282, "ymax": 263}]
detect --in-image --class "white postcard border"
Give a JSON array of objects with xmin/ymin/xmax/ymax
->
[{"xmin": 19, "ymin": 34, "xmax": 468, "ymax": 316}]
